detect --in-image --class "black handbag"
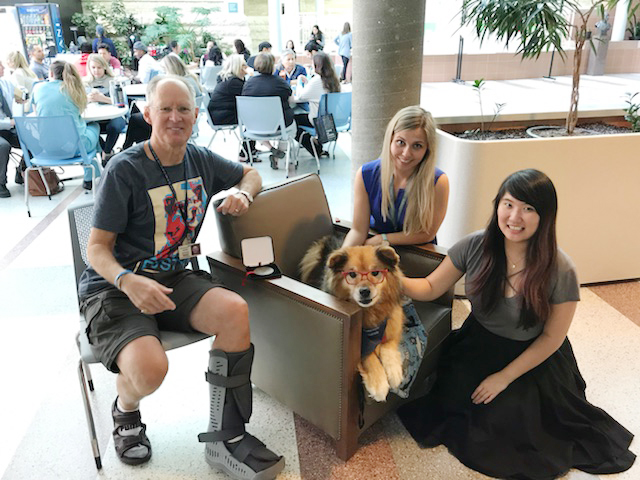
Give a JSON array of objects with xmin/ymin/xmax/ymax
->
[{"xmin": 313, "ymin": 113, "xmax": 337, "ymax": 144}]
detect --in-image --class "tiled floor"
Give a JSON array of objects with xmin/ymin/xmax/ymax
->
[{"xmin": 1, "ymin": 74, "xmax": 639, "ymax": 479}]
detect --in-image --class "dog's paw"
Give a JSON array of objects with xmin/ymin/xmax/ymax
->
[
  {"xmin": 365, "ymin": 377, "xmax": 390, "ymax": 402},
  {"xmin": 360, "ymin": 368, "xmax": 390, "ymax": 402},
  {"xmin": 380, "ymin": 347, "xmax": 404, "ymax": 389}
]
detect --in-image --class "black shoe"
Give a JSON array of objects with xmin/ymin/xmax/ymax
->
[
  {"xmin": 319, "ymin": 151, "xmax": 330, "ymax": 158},
  {"xmin": 83, "ymin": 180, "xmax": 93, "ymax": 191},
  {"xmin": 269, "ymin": 154, "xmax": 279, "ymax": 170},
  {"xmin": 270, "ymin": 147, "xmax": 285, "ymax": 159},
  {"xmin": 0, "ymin": 184, "xmax": 10, "ymax": 198},
  {"xmin": 15, "ymin": 169, "xmax": 24, "ymax": 185}
]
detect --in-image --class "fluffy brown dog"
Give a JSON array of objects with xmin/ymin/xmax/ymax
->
[{"xmin": 300, "ymin": 236, "xmax": 405, "ymax": 401}]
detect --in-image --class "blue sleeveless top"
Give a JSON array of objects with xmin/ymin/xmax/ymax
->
[{"xmin": 361, "ymin": 159, "xmax": 444, "ymax": 243}]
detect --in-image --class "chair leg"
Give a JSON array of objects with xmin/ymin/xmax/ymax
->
[
  {"xmin": 78, "ymin": 358, "xmax": 102, "ymax": 469},
  {"xmin": 309, "ymin": 135, "xmax": 321, "ymax": 175},
  {"xmin": 24, "ymin": 167, "xmax": 31, "ymax": 217},
  {"xmin": 37, "ymin": 167, "xmax": 52, "ymax": 199},
  {"xmin": 207, "ymin": 129, "xmax": 218, "ymax": 149}
]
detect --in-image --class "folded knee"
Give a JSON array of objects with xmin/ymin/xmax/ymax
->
[{"xmin": 129, "ymin": 358, "xmax": 168, "ymax": 396}]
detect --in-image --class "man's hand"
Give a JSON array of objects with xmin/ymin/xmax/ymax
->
[
  {"xmin": 216, "ymin": 192, "xmax": 250, "ymax": 216},
  {"xmin": 119, "ymin": 273, "xmax": 176, "ymax": 314},
  {"xmin": 471, "ymin": 371, "xmax": 511, "ymax": 405}
]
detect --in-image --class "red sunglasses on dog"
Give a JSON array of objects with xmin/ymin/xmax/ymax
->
[{"xmin": 341, "ymin": 269, "xmax": 388, "ymax": 285}]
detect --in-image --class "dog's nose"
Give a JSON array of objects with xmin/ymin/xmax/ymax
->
[{"xmin": 359, "ymin": 287, "xmax": 371, "ymax": 299}]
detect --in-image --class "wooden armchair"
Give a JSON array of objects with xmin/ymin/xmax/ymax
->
[{"xmin": 207, "ymin": 173, "xmax": 453, "ymax": 460}]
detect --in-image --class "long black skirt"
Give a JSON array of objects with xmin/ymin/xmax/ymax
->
[{"xmin": 397, "ymin": 313, "xmax": 635, "ymax": 480}]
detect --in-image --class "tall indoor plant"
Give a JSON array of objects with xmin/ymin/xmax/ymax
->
[{"xmin": 461, "ymin": 0, "xmax": 620, "ymax": 134}]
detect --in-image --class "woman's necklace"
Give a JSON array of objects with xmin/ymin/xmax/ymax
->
[{"xmin": 505, "ymin": 253, "xmax": 526, "ymax": 271}]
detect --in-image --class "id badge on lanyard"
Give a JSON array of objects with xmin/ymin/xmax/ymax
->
[{"xmin": 148, "ymin": 141, "xmax": 201, "ymax": 260}]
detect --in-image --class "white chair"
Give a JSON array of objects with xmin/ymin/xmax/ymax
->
[
  {"xmin": 200, "ymin": 65, "xmax": 223, "ymax": 92},
  {"xmin": 236, "ymin": 96, "xmax": 298, "ymax": 176},
  {"xmin": 202, "ymin": 91, "xmax": 240, "ymax": 149}
]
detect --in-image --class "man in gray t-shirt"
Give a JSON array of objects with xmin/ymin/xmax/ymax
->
[
  {"xmin": 79, "ymin": 75, "xmax": 284, "ymax": 478},
  {"xmin": 29, "ymin": 45, "xmax": 48, "ymax": 81}
]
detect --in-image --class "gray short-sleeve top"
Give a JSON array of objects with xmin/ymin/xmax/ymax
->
[{"xmin": 448, "ymin": 230, "xmax": 580, "ymax": 340}]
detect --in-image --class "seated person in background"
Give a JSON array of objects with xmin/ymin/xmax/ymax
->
[
  {"xmin": 0, "ymin": 59, "xmax": 24, "ymax": 198},
  {"xmin": 204, "ymin": 42, "xmax": 223, "ymax": 67},
  {"xmin": 246, "ymin": 42, "xmax": 271, "ymax": 70},
  {"xmin": 98, "ymin": 43, "xmax": 122, "ymax": 73},
  {"xmin": 79, "ymin": 74, "xmax": 285, "ymax": 479},
  {"xmin": 32, "ymin": 60, "xmax": 101, "ymax": 190},
  {"xmin": 207, "ymin": 54, "xmax": 257, "ymax": 161},
  {"xmin": 293, "ymin": 51, "xmax": 339, "ymax": 158},
  {"xmin": 75, "ymin": 42, "xmax": 93, "ymax": 77},
  {"xmin": 233, "ymin": 39, "xmax": 251, "ymax": 62},
  {"xmin": 162, "ymin": 54, "xmax": 202, "ymax": 99},
  {"xmin": 241, "ymin": 53, "xmax": 294, "ymax": 169},
  {"xmin": 342, "ymin": 106, "xmax": 449, "ymax": 247},
  {"xmin": 92, "ymin": 24, "xmax": 118, "ymax": 58},
  {"xmin": 6, "ymin": 50, "xmax": 37, "ymax": 93},
  {"xmin": 285, "ymin": 39, "xmax": 296, "ymax": 55},
  {"xmin": 133, "ymin": 42, "xmax": 161, "ymax": 84},
  {"xmin": 167, "ymin": 40, "xmax": 180, "ymax": 58},
  {"xmin": 84, "ymin": 54, "xmax": 127, "ymax": 164},
  {"xmin": 200, "ymin": 41, "xmax": 214, "ymax": 67},
  {"xmin": 274, "ymin": 49, "xmax": 306, "ymax": 85},
  {"xmin": 398, "ymin": 168, "xmax": 635, "ymax": 480},
  {"xmin": 29, "ymin": 45, "xmax": 48, "ymax": 81}
]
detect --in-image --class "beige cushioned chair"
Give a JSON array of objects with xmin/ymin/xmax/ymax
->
[{"xmin": 207, "ymin": 173, "xmax": 453, "ymax": 460}]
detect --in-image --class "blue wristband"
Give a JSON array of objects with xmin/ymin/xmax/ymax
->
[{"xmin": 114, "ymin": 269, "xmax": 133, "ymax": 290}]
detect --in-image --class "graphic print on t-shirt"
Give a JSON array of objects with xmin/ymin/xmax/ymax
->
[{"xmin": 141, "ymin": 176, "xmax": 207, "ymax": 271}]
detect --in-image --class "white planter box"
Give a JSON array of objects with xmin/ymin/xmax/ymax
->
[{"xmin": 435, "ymin": 128, "xmax": 640, "ymax": 284}]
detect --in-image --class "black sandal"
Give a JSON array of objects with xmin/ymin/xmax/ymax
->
[{"xmin": 112, "ymin": 398, "xmax": 152, "ymax": 465}]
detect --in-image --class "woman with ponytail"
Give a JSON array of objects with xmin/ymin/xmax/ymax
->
[
  {"xmin": 397, "ymin": 169, "xmax": 635, "ymax": 479},
  {"xmin": 32, "ymin": 61, "xmax": 101, "ymax": 190}
]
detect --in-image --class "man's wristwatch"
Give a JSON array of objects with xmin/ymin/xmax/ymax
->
[{"xmin": 237, "ymin": 190, "xmax": 254, "ymax": 204}]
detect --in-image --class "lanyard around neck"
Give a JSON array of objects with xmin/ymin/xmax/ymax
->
[
  {"xmin": 147, "ymin": 140, "xmax": 191, "ymax": 246},
  {"xmin": 387, "ymin": 175, "xmax": 408, "ymax": 231}
]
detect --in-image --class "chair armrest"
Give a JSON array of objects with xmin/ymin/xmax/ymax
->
[{"xmin": 207, "ymin": 251, "xmax": 363, "ymax": 441}]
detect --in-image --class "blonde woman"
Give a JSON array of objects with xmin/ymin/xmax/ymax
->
[
  {"xmin": 84, "ymin": 54, "xmax": 126, "ymax": 161},
  {"xmin": 6, "ymin": 50, "xmax": 37, "ymax": 92},
  {"xmin": 342, "ymin": 106, "xmax": 449, "ymax": 247},
  {"xmin": 161, "ymin": 54, "xmax": 202, "ymax": 98},
  {"xmin": 32, "ymin": 61, "xmax": 101, "ymax": 190}
]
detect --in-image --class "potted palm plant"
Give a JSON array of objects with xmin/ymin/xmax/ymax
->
[{"xmin": 433, "ymin": 0, "xmax": 640, "ymax": 286}]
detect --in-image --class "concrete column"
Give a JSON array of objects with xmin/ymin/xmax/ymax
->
[
  {"xmin": 351, "ymin": 0, "xmax": 426, "ymax": 179},
  {"xmin": 612, "ymin": 0, "xmax": 630, "ymax": 41}
]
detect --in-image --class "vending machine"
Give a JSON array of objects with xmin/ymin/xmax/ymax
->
[{"xmin": 16, "ymin": 3, "xmax": 66, "ymax": 56}]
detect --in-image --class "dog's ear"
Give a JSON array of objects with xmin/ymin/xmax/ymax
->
[
  {"xmin": 376, "ymin": 245, "xmax": 400, "ymax": 270},
  {"xmin": 327, "ymin": 249, "xmax": 348, "ymax": 273}
]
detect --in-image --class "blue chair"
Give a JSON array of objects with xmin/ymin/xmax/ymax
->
[
  {"xmin": 15, "ymin": 115, "xmax": 99, "ymax": 217},
  {"xmin": 236, "ymin": 96, "xmax": 299, "ymax": 177},
  {"xmin": 299, "ymin": 92, "xmax": 352, "ymax": 161}
]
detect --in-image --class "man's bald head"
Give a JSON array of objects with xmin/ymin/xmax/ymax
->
[{"xmin": 146, "ymin": 75, "xmax": 195, "ymax": 108}]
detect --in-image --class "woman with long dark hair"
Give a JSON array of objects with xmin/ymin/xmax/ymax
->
[
  {"xmin": 293, "ymin": 51, "xmax": 339, "ymax": 157},
  {"xmin": 398, "ymin": 169, "xmax": 635, "ymax": 479},
  {"xmin": 305, "ymin": 25, "xmax": 324, "ymax": 51},
  {"xmin": 233, "ymin": 39, "xmax": 250, "ymax": 62}
]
